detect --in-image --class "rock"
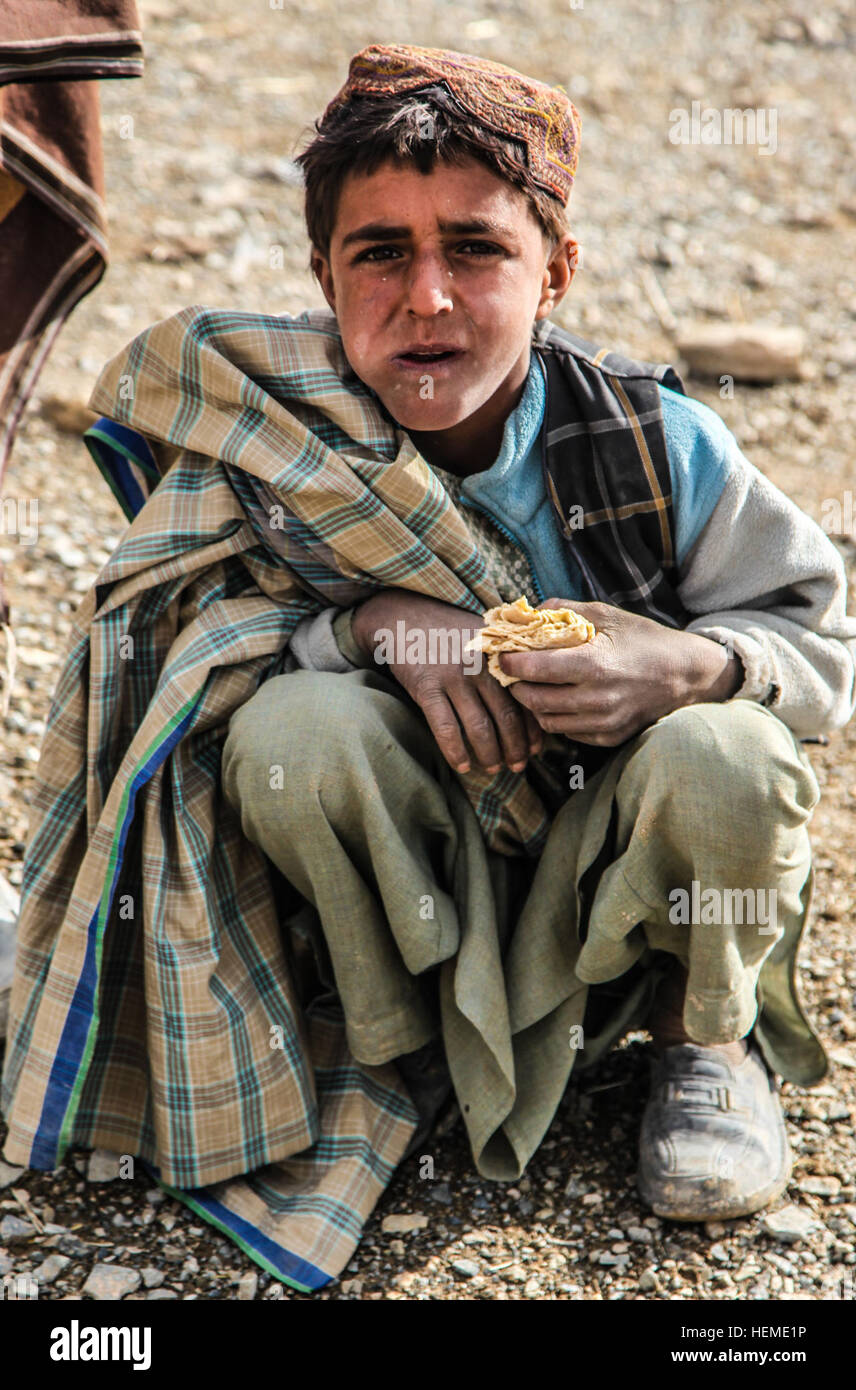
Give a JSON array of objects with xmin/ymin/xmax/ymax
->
[
  {"xmin": 0, "ymin": 1159, "xmax": 25, "ymax": 1189},
  {"xmin": 743, "ymin": 253, "xmax": 776, "ymax": 288},
  {"xmin": 86, "ymin": 1149, "xmax": 122, "ymax": 1182},
  {"xmin": 82, "ymin": 1263, "xmax": 142, "ymax": 1300},
  {"xmin": 33, "ymin": 1254, "xmax": 71, "ymax": 1285},
  {"xmin": 0, "ymin": 1214, "xmax": 36, "ymax": 1243},
  {"xmin": 147, "ymin": 1288, "xmax": 178, "ymax": 1300},
  {"xmin": 0, "ymin": 1253, "xmax": 12, "ymax": 1276},
  {"xmin": 676, "ymin": 321, "xmax": 804, "ymax": 382},
  {"xmin": 705, "ymin": 1222, "xmax": 728, "ymax": 1239},
  {"xmin": 142, "ymin": 234, "xmax": 214, "ymax": 263},
  {"xmin": 709, "ymin": 1243, "xmax": 731, "ymax": 1264},
  {"xmin": 761, "ymin": 1205, "xmax": 821, "ymax": 1243},
  {"xmin": 638, "ymin": 1267, "xmax": 660, "ymax": 1291},
  {"xmin": 243, "ymin": 156, "xmax": 304, "ymax": 187},
  {"xmin": 381, "ymin": 1213, "xmax": 428, "ymax": 1234},
  {"xmin": 798, "ymin": 1176, "xmax": 840, "ymax": 1197},
  {"xmin": 142, "ymin": 1266, "xmax": 165, "ymax": 1289},
  {"xmin": 771, "ymin": 18, "xmax": 804, "ymax": 42},
  {"xmin": 56, "ymin": 1234, "xmax": 91, "ymax": 1258},
  {"xmin": 428, "ymin": 1182, "xmax": 452, "ymax": 1205},
  {"xmin": 450, "ymin": 1258, "xmax": 480, "ymax": 1278},
  {"xmin": 236, "ymin": 1270, "xmax": 258, "ymax": 1300}
]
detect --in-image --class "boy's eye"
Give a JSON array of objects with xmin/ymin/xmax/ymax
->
[
  {"xmin": 458, "ymin": 241, "xmax": 502, "ymax": 256},
  {"xmin": 354, "ymin": 245, "xmax": 401, "ymax": 263}
]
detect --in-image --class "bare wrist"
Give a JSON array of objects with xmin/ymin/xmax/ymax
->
[{"xmin": 688, "ymin": 636, "xmax": 744, "ymax": 704}]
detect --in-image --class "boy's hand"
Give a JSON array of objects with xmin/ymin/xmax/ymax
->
[
  {"xmin": 500, "ymin": 599, "xmax": 744, "ymax": 746},
  {"xmin": 351, "ymin": 589, "xmax": 544, "ymax": 775}
]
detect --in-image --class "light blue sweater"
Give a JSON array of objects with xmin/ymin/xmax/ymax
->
[{"xmin": 456, "ymin": 352, "xmax": 736, "ymax": 602}]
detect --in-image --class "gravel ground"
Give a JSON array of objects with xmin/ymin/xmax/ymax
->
[{"xmin": 1, "ymin": 0, "xmax": 855, "ymax": 1301}]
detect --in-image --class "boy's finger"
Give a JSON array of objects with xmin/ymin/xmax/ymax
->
[
  {"xmin": 500, "ymin": 643, "xmax": 597, "ymax": 685},
  {"xmin": 417, "ymin": 690, "xmax": 471, "ymax": 773},
  {"xmin": 448, "ymin": 687, "xmax": 504, "ymax": 774},
  {"xmin": 480, "ymin": 681, "xmax": 534, "ymax": 771},
  {"xmin": 523, "ymin": 707, "xmax": 544, "ymax": 754}
]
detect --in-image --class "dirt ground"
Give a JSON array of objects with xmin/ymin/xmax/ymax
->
[{"xmin": 1, "ymin": 0, "xmax": 855, "ymax": 1301}]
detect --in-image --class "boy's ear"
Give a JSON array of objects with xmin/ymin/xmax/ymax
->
[
  {"xmin": 310, "ymin": 248, "xmax": 337, "ymax": 311},
  {"xmin": 535, "ymin": 232, "xmax": 578, "ymax": 321}
]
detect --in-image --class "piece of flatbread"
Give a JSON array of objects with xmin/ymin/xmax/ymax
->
[{"xmin": 466, "ymin": 595, "xmax": 595, "ymax": 686}]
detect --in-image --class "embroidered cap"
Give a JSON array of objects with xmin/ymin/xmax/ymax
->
[{"xmin": 320, "ymin": 44, "xmax": 582, "ymax": 207}]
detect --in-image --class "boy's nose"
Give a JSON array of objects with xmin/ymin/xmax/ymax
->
[{"xmin": 404, "ymin": 250, "xmax": 454, "ymax": 316}]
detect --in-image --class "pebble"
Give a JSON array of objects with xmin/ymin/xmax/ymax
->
[
  {"xmin": 380, "ymin": 1214, "xmax": 428, "ymax": 1235},
  {"xmin": 798, "ymin": 1176, "xmax": 841, "ymax": 1197},
  {"xmin": 142, "ymin": 1266, "xmax": 165, "ymax": 1289},
  {"xmin": 147, "ymin": 1288, "xmax": 178, "ymax": 1300},
  {"xmin": 0, "ymin": 1214, "xmax": 35, "ymax": 1242},
  {"xmin": 450, "ymin": 1258, "xmax": 480, "ymax": 1278},
  {"xmin": 638, "ymin": 1267, "xmax": 660, "ymax": 1291},
  {"xmin": 56, "ymin": 1234, "xmax": 91, "ymax": 1258},
  {"xmin": 598, "ymin": 1252, "xmax": 630, "ymax": 1268},
  {"xmin": 428, "ymin": 1183, "xmax": 452, "ymax": 1205},
  {"xmin": 0, "ymin": 1160, "xmax": 25, "ymax": 1189},
  {"xmin": 627, "ymin": 1226, "xmax": 653, "ymax": 1242},
  {"xmin": 236, "ymin": 1270, "xmax": 258, "ymax": 1300},
  {"xmin": 761, "ymin": 1205, "xmax": 821, "ymax": 1243},
  {"xmin": 86, "ymin": 1149, "xmax": 122, "ymax": 1182},
  {"xmin": 83, "ymin": 1263, "xmax": 142, "ymax": 1300},
  {"xmin": 33, "ymin": 1254, "xmax": 70, "ymax": 1285}
]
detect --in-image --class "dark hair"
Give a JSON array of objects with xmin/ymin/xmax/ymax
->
[{"xmin": 293, "ymin": 86, "xmax": 569, "ymax": 261}]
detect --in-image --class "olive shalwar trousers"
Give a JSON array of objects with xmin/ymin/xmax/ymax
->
[{"xmin": 220, "ymin": 668, "xmax": 825, "ymax": 1181}]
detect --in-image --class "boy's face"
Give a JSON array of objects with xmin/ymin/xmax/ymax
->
[{"xmin": 310, "ymin": 154, "xmax": 576, "ymax": 461}]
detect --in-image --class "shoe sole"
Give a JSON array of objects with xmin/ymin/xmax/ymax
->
[{"xmin": 637, "ymin": 1153, "xmax": 792, "ymax": 1222}]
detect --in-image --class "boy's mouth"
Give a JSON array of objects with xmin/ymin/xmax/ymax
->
[{"xmin": 391, "ymin": 344, "xmax": 466, "ymax": 371}]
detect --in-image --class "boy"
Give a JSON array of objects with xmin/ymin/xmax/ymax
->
[{"xmin": 2, "ymin": 44, "xmax": 855, "ymax": 1290}]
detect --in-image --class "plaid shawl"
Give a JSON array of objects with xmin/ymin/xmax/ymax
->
[{"xmin": 1, "ymin": 305, "xmax": 561, "ymax": 1290}]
